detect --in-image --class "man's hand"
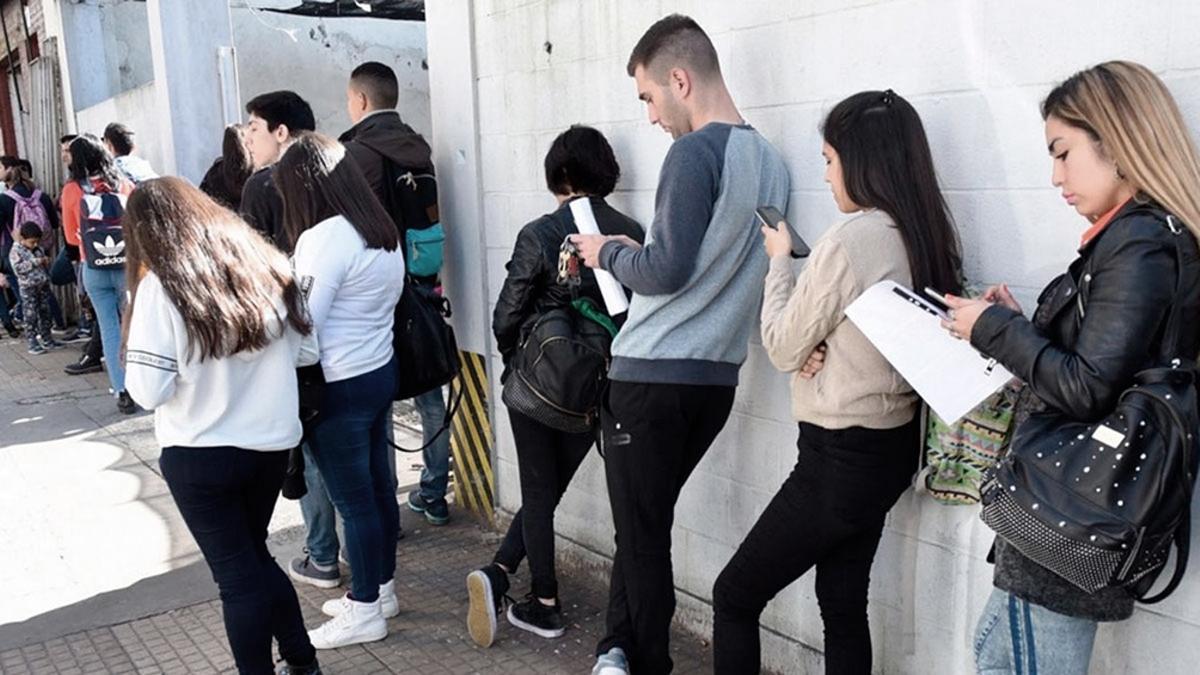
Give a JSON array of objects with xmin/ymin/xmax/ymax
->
[
  {"xmin": 568, "ymin": 234, "xmax": 642, "ymax": 270},
  {"xmin": 0, "ymin": 276, "xmax": 8, "ymax": 289}
]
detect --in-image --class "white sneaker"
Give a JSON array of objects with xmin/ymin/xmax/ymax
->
[
  {"xmin": 592, "ymin": 647, "xmax": 629, "ymax": 675},
  {"xmin": 308, "ymin": 596, "xmax": 388, "ymax": 649},
  {"xmin": 321, "ymin": 580, "xmax": 399, "ymax": 619}
]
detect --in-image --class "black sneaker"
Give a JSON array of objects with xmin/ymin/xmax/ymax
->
[
  {"xmin": 65, "ymin": 352, "xmax": 103, "ymax": 375},
  {"xmin": 506, "ymin": 594, "xmax": 565, "ymax": 639},
  {"xmin": 466, "ymin": 564, "xmax": 510, "ymax": 647},
  {"xmin": 117, "ymin": 391, "xmax": 137, "ymax": 415},
  {"xmin": 5, "ymin": 325, "xmax": 19, "ymax": 339},
  {"xmin": 276, "ymin": 659, "xmax": 322, "ymax": 675}
]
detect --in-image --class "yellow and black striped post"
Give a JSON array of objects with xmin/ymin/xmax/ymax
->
[{"xmin": 451, "ymin": 351, "xmax": 494, "ymax": 524}]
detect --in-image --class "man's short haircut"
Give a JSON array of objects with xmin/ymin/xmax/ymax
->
[
  {"xmin": 245, "ymin": 91, "xmax": 317, "ymax": 134},
  {"xmin": 626, "ymin": 14, "xmax": 720, "ymax": 81},
  {"xmin": 544, "ymin": 125, "xmax": 620, "ymax": 197},
  {"xmin": 103, "ymin": 123, "xmax": 135, "ymax": 156},
  {"xmin": 60, "ymin": 134, "xmax": 77, "ymax": 145},
  {"xmin": 350, "ymin": 62, "xmax": 399, "ymax": 110},
  {"xmin": 19, "ymin": 221, "xmax": 42, "ymax": 240}
]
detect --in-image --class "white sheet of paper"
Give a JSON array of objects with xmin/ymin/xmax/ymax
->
[
  {"xmin": 569, "ymin": 198, "xmax": 630, "ymax": 315},
  {"xmin": 845, "ymin": 281, "xmax": 1013, "ymax": 425}
]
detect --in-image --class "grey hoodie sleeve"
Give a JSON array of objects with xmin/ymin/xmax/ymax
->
[{"xmin": 598, "ymin": 133, "xmax": 720, "ymax": 295}]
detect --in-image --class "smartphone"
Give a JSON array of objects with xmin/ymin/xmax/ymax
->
[
  {"xmin": 754, "ymin": 206, "xmax": 811, "ymax": 258},
  {"xmin": 923, "ymin": 287, "xmax": 952, "ymax": 315}
]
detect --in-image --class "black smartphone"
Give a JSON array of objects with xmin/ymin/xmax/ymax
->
[{"xmin": 754, "ymin": 206, "xmax": 811, "ymax": 258}]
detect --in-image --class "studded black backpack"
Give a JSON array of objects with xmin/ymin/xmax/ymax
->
[{"xmin": 980, "ymin": 217, "xmax": 1200, "ymax": 603}]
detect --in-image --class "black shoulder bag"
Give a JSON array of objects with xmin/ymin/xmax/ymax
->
[{"xmin": 980, "ymin": 215, "xmax": 1200, "ymax": 602}]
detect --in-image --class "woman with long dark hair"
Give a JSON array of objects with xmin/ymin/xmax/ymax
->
[
  {"xmin": 943, "ymin": 61, "xmax": 1200, "ymax": 675},
  {"xmin": 200, "ymin": 124, "xmax": 254, "ymax": 211},
  {"xmin": 711, "ymin": 90, "xmax": 963, "ymax": 674},
  {"xmin": 61, "ymin": 134, "xmax": 136, "ymax": 414},
  {"xmin": 122, "ymin": 177, "xmax": 321, "ymax": 675},
  {"xmin": 274, "ymin": 132, "xmax": 406, "ymax": 649}
]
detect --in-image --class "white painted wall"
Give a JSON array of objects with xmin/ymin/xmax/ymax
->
[
  {"xmin": 429, "ymin": 1, "xmax": 1200, "ymax": 673},
  {"xmin": 74, "ymin": 83, "xmax": 166, "ymax": 180},
  {"xmin": 58, "ymin": 0, "xmax": 153, "ymax": 112},
  {"xmin": 231, "ymin": 1, "xmax": 431, "ymax": 141}
]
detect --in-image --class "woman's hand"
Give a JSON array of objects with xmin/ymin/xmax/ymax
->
[
  {"xmin": 982, "ymin": 283, "xmax": 1023, "ymax": 314},
  {"xmin": 761, "ymin": 222, "xmax": 792, "ymax": 259},
  {"xmin": 940, "ymin": 294, "xmax": 992, "ymax": 342},
  {"xmin": 798, "ymin": 342, "xmax": 827, "ymax": 379}
]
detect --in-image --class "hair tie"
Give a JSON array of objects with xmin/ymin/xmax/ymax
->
[{"xmin": 881, "ymin": 89, "xmax": 896, "ymax": 106}]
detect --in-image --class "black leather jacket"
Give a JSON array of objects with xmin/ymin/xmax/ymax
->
[
  {"xmin": 973, "ymin": 200, "xmax": 1200, "ymax": 422},
  {"xmin": 492, "ymin": 196, "xmax": 644, "ymax": 368}
]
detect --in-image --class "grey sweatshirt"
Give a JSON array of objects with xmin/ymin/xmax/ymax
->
[{"xmin": 599, "ymin": 122, "xmax": 790, "ymax": 386}]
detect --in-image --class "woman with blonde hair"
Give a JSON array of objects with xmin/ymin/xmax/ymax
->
[{"xmin": 942, "ymin": 61, "xmax": 1200, "ymax": 674}]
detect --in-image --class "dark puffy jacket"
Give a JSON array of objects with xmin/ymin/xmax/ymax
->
[
  {"xmin": 492, "ymin": 196, "xmax": 644, "ymax": 370},
  {"xmin": 339, "ymin": 111, "xmax": 434, "ymax": 200},
  {"xmin": 972, "ymin": 199, "xmax": 1200, "ymax": 621}
]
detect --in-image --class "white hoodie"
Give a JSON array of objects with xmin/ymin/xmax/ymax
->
[{"xmin": 124, "ymin": 272, "xmax": 319, "ymax": 450}]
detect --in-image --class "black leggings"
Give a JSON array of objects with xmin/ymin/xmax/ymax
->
[
  {"xmin": 712, "ymin": 416, "xmax": 919, "ymax": 675},
  {"xmin": 493, "ymin": 407, "xmax": 595, "ymax": 599},
  {"xmin": 160, "ymin": 446, "xmax": 315, "ymax": 675}
]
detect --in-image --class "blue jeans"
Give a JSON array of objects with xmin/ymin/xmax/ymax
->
[
  {"xmin": 975, "ymin": 588, "xmax": 1098, "ymax": 675},
  {"xmin": 300, "ymin": 407, "xmax": 398, "ymax": 567},
  {"xmin": 306, "ymin": 360, "xmax": 398, "ymax": 602},
  {"xmin": 82, "ymin": 265, "xmax": 126, "ymax": 393},
  {"xmin": 160, "ymin": 446, "xmax": 315, "ymax": 674},
  {"xmin": 414, "ymin": 387, "xmax": 451, "ymax": 503}
]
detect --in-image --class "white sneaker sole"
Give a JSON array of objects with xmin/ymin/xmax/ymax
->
[
  {"xmin": 308, "ymin": 621, "xmax": 388, "ymax": 650},
  {"xmin": 287, "ymin": 564, "xmax": 341, "ymax": 590},
  {"xmin": 466, "ymin": 571, "xmax": 497, "ymax": 647},
  {"xmin": 506, "ymin": 604, "xmax": 565, "ymax": 639}
]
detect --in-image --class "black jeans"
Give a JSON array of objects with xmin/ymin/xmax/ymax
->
[
  {"xmin": 160, "ymin": 446, "xmax": 315, "ymax": 675},
  {"xmin": 596, "ymin": 381, "xmax": 736, "ymax": 675},
  {"xmin": 712, "ymin": 416, "xmax": 920, "ymax": 675},
  {"xmin": 493, "ymin": 407, "xmax": 595, "ymax": 599}
]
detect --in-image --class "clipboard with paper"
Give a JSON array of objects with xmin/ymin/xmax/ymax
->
[{"xmin": 844, "ymin": 281, "xmax": 1013, "ymax": 425}]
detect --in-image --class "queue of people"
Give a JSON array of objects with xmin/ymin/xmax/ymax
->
[{"xmin": 15, "ymin": 10, "xmax": 1199, "ymax": 675}]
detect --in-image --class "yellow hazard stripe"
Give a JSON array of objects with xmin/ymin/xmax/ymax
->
[{"xmin": 451, "ymin": 351, "xmax": 494, "ymax": 523}]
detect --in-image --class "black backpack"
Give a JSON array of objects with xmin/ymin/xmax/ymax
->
[
  {"xmin": 378, "ymin": 156, "xmax": 443, "ymax": 279},
  {"xmin": 980, "ymin": 215, "xmax": 1200, "ymax": 602},
  {"xmin": 501, "ymin": 297, "xmax": 617, "ymax": 434}
]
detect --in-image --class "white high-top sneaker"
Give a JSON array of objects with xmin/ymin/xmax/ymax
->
[
  {"xmin": 321, "ymin": 580, "xmax": 399, "ymax": 619},
  {"xmin": 308, "ymin": 595, "xmax": 387, "ymax": 649}
]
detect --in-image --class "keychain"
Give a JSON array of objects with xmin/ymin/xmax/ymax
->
[{"xmin": 557, "ymin": 237, "xmax": 582, "ymax": 286}]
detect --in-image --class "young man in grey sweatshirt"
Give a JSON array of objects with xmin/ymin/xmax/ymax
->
[{"xmin": 572, "ymin": 15, "xmax": 790, "ymax": 675}]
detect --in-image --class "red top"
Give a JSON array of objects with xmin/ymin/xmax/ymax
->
[
  {"xmin": 1079, "ymin": 199, "xmax": 1129, "ymax": 248},
  {"xmin": 61, "ymin": 178, "xmax": 134, "ymax": 261}
]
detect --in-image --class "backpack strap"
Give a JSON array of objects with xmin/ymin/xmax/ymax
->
[{"xmin": 1139, "ymin": 507, "xmax": 1191, "ymax": 603}]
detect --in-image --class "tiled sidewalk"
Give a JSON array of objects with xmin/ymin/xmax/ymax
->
[{"xmin": 0, "ymin": 519, "xmax": 714, "ymax": 674}]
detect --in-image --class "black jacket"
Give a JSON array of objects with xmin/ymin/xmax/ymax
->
[
  {"xmin": 972, "ymin": 199, "xmax": 1200, "ymax": 621},
  {"xmin": 973, "ymin": 200, "xmax": 1200, "ymax": 422},
  {"xmin": 239, "ymin": 167, "xmax": 288, "ymax": 252},
  {"xmin": 492, "ymin": 197, "xmax": 644, "ymax": 366},
  {"xmin": 339, "ymin": 111, "xmax": 434, "ymax": 201}
]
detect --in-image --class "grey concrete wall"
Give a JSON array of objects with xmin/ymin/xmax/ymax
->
[
  {"xmin": 231, "ymin": 2, "xmax": 431, "ymax": 140},
  {"xmin": 59, "ymin": 0, "xmax": 152, "ymax": 112},
  {"xmin": 431, "ymin": 1, "xmax": 1200, "ymax": 673}
]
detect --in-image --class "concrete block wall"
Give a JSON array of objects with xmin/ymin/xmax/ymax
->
[{"xmin": 454, "ymin": 1, "xmax": 1200, "ymax": 672}]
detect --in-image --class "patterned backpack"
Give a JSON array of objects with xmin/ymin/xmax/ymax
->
[{"xmin": 917, "ymin": 382, "xmax": 1021, "ymax": 504}]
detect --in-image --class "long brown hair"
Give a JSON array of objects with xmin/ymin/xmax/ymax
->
[
  {"xmin": 123, "ymin": 177, "xmax": 311, "ymax": 361},
  {"xmin": 1042, "ymin": 61, "xmax": 1200, "ymax": 242},
  {"xmin": 273, "ymin": 132, "xmax": 399, "ymax": 251},
  {"xmin": 221, "ymin": 124, "xmax": 253, "ymax": 198}
]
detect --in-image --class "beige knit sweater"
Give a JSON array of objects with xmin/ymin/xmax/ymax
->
[{"xmin": 761, "ymin": 209, "xmax": 919, "ymax": 430}]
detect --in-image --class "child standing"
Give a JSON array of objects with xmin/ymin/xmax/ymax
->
[{"xmin": 8, "ymin": 222, "xmax": 60, "ymax": 354}]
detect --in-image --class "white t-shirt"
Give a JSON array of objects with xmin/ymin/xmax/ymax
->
[
  {"xmin": 124, "ymin": 272, "xmax": 319, "ymax": 451},
  {"xmin": 292, "ymin": 215, "xmax": 406, "ymax": 383}
]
